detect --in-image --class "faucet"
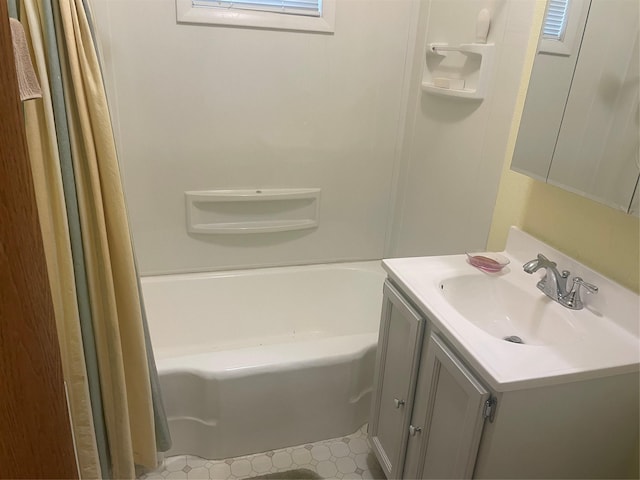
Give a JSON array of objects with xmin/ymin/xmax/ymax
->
[
  {"xmin": 523, "ymin": 253, "xmax": 597, "ymax": 309},
  {"xmin": 523, "ymin": 253, "xmax": 570, "ymax": 302}
]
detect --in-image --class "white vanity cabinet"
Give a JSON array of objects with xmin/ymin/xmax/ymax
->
[
  {"xmin": 402, "ymin": 334, "xmax": 491, "ymax": 479},
  {"xmin": 369, "ymin": 281, "xmax": 425, "ymax": 479},
  {"xmin": 370, "ymin": 280, "xmax": 492, "ymax": 479},
  {"xmin": 370, "ymin": 277, "xmax": 639, "ymax": 479}
]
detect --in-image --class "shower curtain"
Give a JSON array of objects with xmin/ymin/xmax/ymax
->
[{"xmin": 10, "ymin": 0, "xmax": 170, "ymax": 478}]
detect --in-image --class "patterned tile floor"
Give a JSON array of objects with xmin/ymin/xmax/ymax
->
[{"xmin": 141, "ymin": 424, "xmax": 385, "ymax": 480}]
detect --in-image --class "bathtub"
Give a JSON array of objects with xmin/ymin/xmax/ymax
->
[{"xmin": 142, "ymin": 261, "xmax": 385, "ymax": 460}]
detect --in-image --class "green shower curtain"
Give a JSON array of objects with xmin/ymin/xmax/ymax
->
[{"xmin": 9, "ymin": 0, "xmax": 171, "ymax": 477}]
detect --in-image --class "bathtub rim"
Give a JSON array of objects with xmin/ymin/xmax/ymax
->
[
  {"xmin": 156, "ymin": 332, "xmax": 378, "ymax": 377},
  {"xmin": 140, "ymin": 259, "xmax": 385, "ymax": 283}
]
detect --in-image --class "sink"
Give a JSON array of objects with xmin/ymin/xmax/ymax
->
[
  {"xmin": 382, "ymin": 227, "xmax": 639, "ymax": 391},
  {"xmin": 439, "ymin": 275, "xmax": 585, "ymax": 346}
]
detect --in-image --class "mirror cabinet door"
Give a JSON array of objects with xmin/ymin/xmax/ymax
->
[{"xmin": 512, "ymin": 0, "xmax": 640, "ymax": 215}]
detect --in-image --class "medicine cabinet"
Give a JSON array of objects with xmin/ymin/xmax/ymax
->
[{"xmin": 511, "ymin": 0, "xmax": 639, "ymax": 216}]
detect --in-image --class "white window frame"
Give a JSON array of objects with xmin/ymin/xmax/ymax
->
[
  {"xmin": 176, "ymin": 0, "xmax": 335, "ymax": 33},
  {"xmin": 539, "ymin": 0, "xmax": 589, "ymax": 56}
]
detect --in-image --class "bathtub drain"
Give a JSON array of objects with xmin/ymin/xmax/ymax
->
[{"xmin": 503, "ymin": 335, "xmax": 524, "ymax": 344}]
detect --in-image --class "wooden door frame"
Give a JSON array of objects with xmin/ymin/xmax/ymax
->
[{"xmin": 0, "ymin": 5, "xmax": 79, "ymax": 479}]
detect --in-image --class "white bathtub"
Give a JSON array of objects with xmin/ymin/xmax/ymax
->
[{"xmin": 142, "ymin": 261, "xmax": 385, "ymax": 460}]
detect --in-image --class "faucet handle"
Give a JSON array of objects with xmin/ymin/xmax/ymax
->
[
  {"xmin": 562, "ymin": 277, "xmax": 598, "ymax": 310},
  {"xmin": 559, "ymin": 270, "xmax": 570, "ymax": 294},
  {"xmin": 572, "ymin": 277, "xmax": 598, "ymax": 295}
]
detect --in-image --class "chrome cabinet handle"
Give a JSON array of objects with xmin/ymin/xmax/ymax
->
[
  {"xmin": 393, "ymin": 398, "xmax": 405, "ymax": 409},
  {"xmin": 409, "ymin": 425, "xmax": 422, "ymax": 436}
]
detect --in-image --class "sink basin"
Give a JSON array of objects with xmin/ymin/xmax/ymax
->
[{"xmin": 439, "ymin": 275, "xmax": 585, "ymax": 346}]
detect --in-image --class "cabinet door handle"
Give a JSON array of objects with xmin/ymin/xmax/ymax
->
[
  {"xmin": 393, "ymin": 398, "xmax": 405, "ymax": 408},
  {"xmin": 409, "ymin": 425, "xmax": 422, "ymax": 436}
]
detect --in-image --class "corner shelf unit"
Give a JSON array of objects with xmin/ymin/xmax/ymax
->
[
  {"xmin": 421, "ymin": 43, "xmax": 495, "ymax": 101},
  {"xmin": 185, "ymin": 188, "xmax": 321, "ymax": 234}
]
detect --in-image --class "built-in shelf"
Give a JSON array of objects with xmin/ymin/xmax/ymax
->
[
  {"xmin": 185, "ymin": 188, "xmax": 321, "ymax": 234},
  {"xmin": 422, "ymin": 43, "xmax": 495, "ymax": 100}
]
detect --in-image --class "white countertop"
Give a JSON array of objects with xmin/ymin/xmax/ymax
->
[{"xmin": 382, "ymin": 227, "xmax": 640, "ymax": 392}]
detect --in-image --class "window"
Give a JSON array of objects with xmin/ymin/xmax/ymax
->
[
  {"xmin": 176, "ymin": 0, "xmax": 335, "ymax": 33},
  {"xmin": 192, "ymin": 0, "xmax": 321, "ymax": 18},
  {"xmin": 539, "ymin": 0, "xmax": 588, "ymax": 56},
  {"xmin": 542, "ymin": 0, "xmax": 570, "ymax": 40}
]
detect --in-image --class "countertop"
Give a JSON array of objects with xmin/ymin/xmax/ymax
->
[{"xmin": 382, "ymin": 227, "xmax": 640, "ymax": 392}]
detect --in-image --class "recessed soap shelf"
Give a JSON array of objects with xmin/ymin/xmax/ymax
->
[
  {"xmin": 422, "ymin": 43, "xmax": 495, "ymax": 100},
  {"xmin": 185, "ymin": 188, "xmax": 321, "ymax": 234}
]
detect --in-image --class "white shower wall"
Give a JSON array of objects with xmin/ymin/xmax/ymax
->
[
  {"xmin": 90, "ymin": 0, "xmax": 416, "ymax": 275},
  {"xmin": 91, "ymin": 0, "xmax": 537, "ymax": 275},
  {"xmin": 389, "ymin": 0, "xmax": 537, "ymax": 257}
]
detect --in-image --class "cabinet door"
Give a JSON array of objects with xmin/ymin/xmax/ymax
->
[
  {"xmin": 404, "ymin": 334, "xmax": 490, "ymax": 479},
  {"xmin": 369, "ymin": 280, "xmax": 425, "ymax": 480}
]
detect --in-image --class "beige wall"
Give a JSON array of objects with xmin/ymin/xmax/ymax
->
[{"xmin": 488, "ymin": 1, "xmax": 640, "ymax": 293}]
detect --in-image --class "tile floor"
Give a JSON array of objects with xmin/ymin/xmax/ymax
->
[{"xmin": 140, "ymin": 424, "xmax": 385, "ymax": 480}]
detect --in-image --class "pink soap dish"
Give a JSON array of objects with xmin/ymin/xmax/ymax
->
[{"xmin": 466, "ymin": 252, "xmax": 510, "ymax": 273}]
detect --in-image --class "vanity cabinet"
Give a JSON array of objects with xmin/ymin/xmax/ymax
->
[
  {"xmin": 402, "ymin": 334, "xmax": 490, "ymax": 479},
  {"xmin": 369, "ymin": 277, "xmax": 639, "ymax": 479},
  {"xmin": 370, "ymin": 280, "xmax": 491, "ymax": 479},
  {"xmin": 369, "ymin": 281, "xmax": 425, "ymax": 479}
]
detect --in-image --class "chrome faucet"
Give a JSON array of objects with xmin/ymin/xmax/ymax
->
[
  {"xmin": 522, "ymin": 253, "xmax": 597, "ymax": 309},
  {"xmin": 523, "ymin": 253, "xmax": 570, "ymax": 302}
]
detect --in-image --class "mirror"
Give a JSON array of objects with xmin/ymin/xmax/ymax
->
[{"xmin": 511, "ymin": 0, "xmax": 640, "ymax": 216}]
